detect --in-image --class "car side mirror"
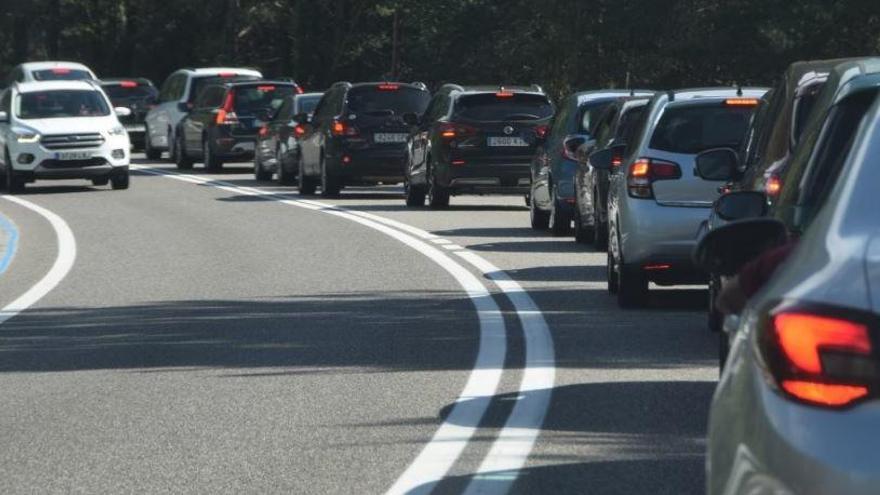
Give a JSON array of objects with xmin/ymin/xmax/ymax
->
[
  {"xmin": 562, "ymin": 133, "xmax": 590, "ymax": 158},
  {"xmin": 693, "ymin": 218, "xmax": 787, "ymax": 276},
  {"xmin": 0, "ymin": 111, "xmax": 8, "ymax": 123},
  {"xmin": 402, "ymin": 112, "xmax": 420, "ymax": 126},
  {"xmin": 714, "ymin": 191, "xmax": 768, "ymax": 221},
  {"xmin": 695, "ymin": 148, "xmax": 740, "ymax": 181},
  {"xmin": 586, "ymin": 147, "xmax": 614, "ymax": 170},
  {"xmin": 114, "ymin": 107, "xmax": 132, "ymax": 118}
]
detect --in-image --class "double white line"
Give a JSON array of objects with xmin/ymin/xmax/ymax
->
[{"xmin": 132, "ymin": 166, "xmax": 556, "ymax": 495}]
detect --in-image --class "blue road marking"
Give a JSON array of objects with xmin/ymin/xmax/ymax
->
[{"xmin": 0, "ymin": 212, "xmax": 19, "ymax": 276}]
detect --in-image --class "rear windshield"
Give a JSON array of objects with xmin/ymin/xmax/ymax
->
[
  {"xmin": 346, "ymin": 86, "xmax": 430, "ymax": 116},
  {"xmin": 649, "ymin": 103, "xmax": 754, "ymax": 154},
  {"xmin": 455, "ymin": 93, "xmax": 553, "ymax": 122},
  {"xmin": 32, "ymin": 69, "xmax": 93, "ymax": 81},
  {"xmin": 101, "ymin": 84, "xmax": 157, "ymax": 100},
  {"xmin": 188, "ymin": 75, "xmax": 259, "ymax": 102},
  {"xmin": 296, "ymin": 94, "xmax": 322, "ymax": 114},
  {"xmin": 234, "ymin": 84, "xmax": 297, "ymax": 116},
  {"xmin": 16, "ymin": 90, "xmax": 110, "ymax": 119}
]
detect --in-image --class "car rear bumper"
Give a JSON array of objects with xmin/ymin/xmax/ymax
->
[
  {"xmin": 331, "ymin": 149, "xmax": 407, "ymax": 183},
  {"xmin": 442, "ymin": 160, "xmax": 531, "ymax": 195}
]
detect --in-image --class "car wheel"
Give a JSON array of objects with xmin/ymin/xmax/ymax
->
[
  {"xmin": 574, "ymin": 206, "xmax": 592, "ymax": 244},
  {"xmin": 4, "ymin": 151, "xmax": 24, "ymax": 194},
  {"xmin": 607, "ymin": 249, "xmax": 619, "ymax": 295},
  {"xmin": 110, "ymin": 169, "xmax": 130, "ymax": 190},
  {"xmin": 254, "ymin": 152, "xmax": 272, "ymax": 181},
  {"xmin": 404, "ymin": 176, "xmax": 426, "ymax": 207},
  {"xmin": 298, "ymin": 155, "xmax": 317, "ymax": 195},
  {"xmin": 592, "ymin": 191, "xmax": 608, "ymax": 250},
  {"xmin": 719, "ymin": 332, "xmax": 730, "ymax": 374},
  {"xmin": 278, "ymin": 147, "xmax": 297, "ymax": 186},
  {"xmin": 708, "ymin": 277, "xmax": 723, "ymax": 332},
  {"xmin": 203, "ymin": 137, "xmax": 223, "ymax": 171},
  {"xmin": 175, "ymin": 134, "xmax": 193, "ymax": 170},
  {"xmin": 320, "ymin": 156, "xmax": 341, "ymax": 197},
  {"xmin": 427, "ymin": 166, "xmax": 450, "ymax": 209},
  {"xmin": 168, "ymin": 130, "xmax": 178, "ymax": 163},
  {"xmin": 549, "ymin": 190, "xmax": 572, "ymax": 236},
  {"xmin": 530, "ymin": 194, "xmax": 550, "ymax": 230},
  {"xmin": 144, "ymin": 125, "xmax": 162, "ymax": 160},
  {"xmin": 91, "ymin": 177, "xmax": 110, "ymax": 186},
  {"xmin": 617, "ymin": 263, "xmax": 649, "ymax": 308}
]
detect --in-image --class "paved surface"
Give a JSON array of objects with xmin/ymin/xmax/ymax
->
[{"xmin": 0, "ymin": 156, "xmax": 717, "ymax": 494}]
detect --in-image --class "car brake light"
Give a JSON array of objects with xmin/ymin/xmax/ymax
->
[
  {"xmin": 724, "ymin": 98, "xmax": 759, "ymax": 107},
  {"xmin": 215, "ymin": 91, "xmax": 238, "ymax": 125},
  {"xmin": 257, "ymin": 85, "xmax": 276, "ymax": 92},
  {"xmin": 611, "ymin": 148, "xmax": 624, "ymax": 168},
  {"xmin": 626, "ymin": 158, "xmax": 681, "ymax": 198},
  {"xmin": 294, "ymin": 124, "xmax": 306, "ymax": 137},
  {"xmin": 296, "ymin": 86, "xmax": 304, "ymax": 94},
  {"xmin": 218, "ymin": 72, "xmax": 237, "ymax": 78},
  {"xmin": 52, "ymin": 68, "xmax": 71, "ymax": 74},
  {"xmin": 438, "ymin": 122, "xmax": 478, "ymax": 140},
  {"xmin": 496, "ymin": 91, "xmax": 515, "ymax": 98},
  {"xmin": 258, "ymin": 125, "xmax": 269, "ymax": 138},
  {"xmin": 120, "ymin": 80, "xmax": 138, "ymax": 88},
  {"xmin": 764, "ymin": 310, "xmax": 875, "ymax": 408},
  {"xmin": 765, "ymin": 174, "xmax": 782, "ymax": 197},
  {"xmin": 378, "ymin": 83, "xmax": 400, "ymax": 91},
  {"xmin": 332, "ymin": 120, "xmax": 359, "ymax": 137},
  {"xmin": 534, "ymin": 125, "xmax": 550, "ymax": 140}
]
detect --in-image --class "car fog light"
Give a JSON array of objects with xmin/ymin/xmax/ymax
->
[
  {"xmin": 17, "ymin": 153, "xmax": 35, "ymax": 164},
  {"xmin": 112, "ymin": 149, "xmax": 126, "ymax": 159}
]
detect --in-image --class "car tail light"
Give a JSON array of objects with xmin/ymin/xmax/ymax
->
[
  {"xmin": 626, "ymin": 158, "xmax": 681, "ymax": 198},
  {"xmin": 294, "ymin": 124, "xmax": 306, "ymax": 137},
  {"xmin": 611, "ymin": 148, "xmax": 624, "ymax": 168},
  {"xmin": 120, "ymin": 80, "xmax": 138, "ymax": 88},
  {"xmin": 332, "ymin": 119, "xmax": 359, "ymax": 137},
  {"xmin": 762, "ymin": 309, "xmax": 876, "ymax": 408},
  {"xmin": 215, "ymin": 92, "xmax": 238, "ymax": 125},
  {"xmin": 52, "ymin": 68, "xmax": 71, "ymax": 74},
  {"xmin": 257, "ymin": 85, "xmax": 276, "ymax": 92},
  {"xmin": 724, "ymin": 98, "xmax": 760, "ymax": 107},
  {"xmin": 378, "ymin": 83, "xmax": 400, "ymax": 91},
  {"xmin": 258, "ymin": 125, "xmax": 269, "ymax": 138},
  {"xmin": 296, "ymin": 86, "xmax": 304, "ymax": 95},
  {"xmin": 534, "ymin": 125, "xmax": 550, "ymax": 140},
  {"xmin": 438, "ymin": 122, "xmax": 478, "ymax": 140},
  {"xmin": 765, "ymin": 174, "xmax": 782, "ymax": 197},
  {"xmin": 496, "ymin": 91, "xmax": 515, "ymax": 98},
  {"xmin": 218, "ymin": 72, "xmax": 237, "ymax": 78}
]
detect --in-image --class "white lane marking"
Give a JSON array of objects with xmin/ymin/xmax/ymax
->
[
  {"xmin": 442, "ymin": 244, "xmax": 464, "ymax": 251},
  {"xmin": 431, "ymin": 238, "xmax": 453, "ymax": 244},
  {"xmin": 0, "ymin": 196, "xmax": 77, "ymax": 325},
  {"xmin": 130, "ymin": 166, "xmax": 507, "ymax": 493}
]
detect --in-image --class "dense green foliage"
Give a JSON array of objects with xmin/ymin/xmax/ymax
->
[{"xmin": 2, "ymin": 0, "xmax": 879, "ymax": 97}]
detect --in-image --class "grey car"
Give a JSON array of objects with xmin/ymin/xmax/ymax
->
[
  {"xmin": 604, "ymin": 87, "xmax": 768, "ymax": 307},
  {"xmin": 705, "ymin": 61, "xmax": 880, "ymax": 495}
]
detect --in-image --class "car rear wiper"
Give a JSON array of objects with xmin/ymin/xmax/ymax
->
[{"xmin": 503, "ymin": 113, "xmax": 541, "ymax": 121}]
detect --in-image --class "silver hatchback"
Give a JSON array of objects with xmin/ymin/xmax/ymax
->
[{"xmin": 605, "ymin": 88, "xmax": 768, "ymax": 307}]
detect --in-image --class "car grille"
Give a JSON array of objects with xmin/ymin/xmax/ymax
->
[
  {"xmin": 40, "ymin": 158, "xmax": 108, "ymax": 169},
  {"xmin": 41, "ymin": 133, "xmax": 106, "ymax": 150}
]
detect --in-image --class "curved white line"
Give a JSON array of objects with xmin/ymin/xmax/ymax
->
[
  {"xmin": 0, "ymin": 196, "xmax": 77, "ymax": 325},
  {"xmin": 131, "ymin": 166, "xmax": 508, "ymax": 493}
]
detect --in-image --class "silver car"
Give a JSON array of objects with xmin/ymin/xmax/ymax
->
[
  {"xmin": 605, "ymin": 87, "xmax": 768, "ymax": 307},
  {"xmin": 706, "ymin": 60, "xmax": 880, "ymax": 495}
]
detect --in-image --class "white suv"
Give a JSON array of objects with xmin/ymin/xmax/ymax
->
[
  {"xmin": 144, "ymin": 67, "xmax": 262, "ymax": 160},
  {"xmin": 5, "ymin": 61, "xmax": 98, "ymax": 86},
  {"xmin": 0, "ymin": 80, "xmax": 132, "ymax": 193}
]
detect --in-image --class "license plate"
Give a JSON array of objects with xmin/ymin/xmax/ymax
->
[
  {"xmin": 55, "ymin": 151, "xmax": 92, "ymax": 161},
  {"xmin": 125, "ymin": 125, "xmax": 145, "ymax": 133},
  {"xmin": 488, "ymin": 136, "xmax": 528, "ymax": 147},
  {"xmin": 374, "ymin": 133, "xmax": 408, "ymax": 144}
]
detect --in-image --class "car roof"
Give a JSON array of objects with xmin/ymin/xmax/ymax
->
[
  {"xmin": 100, "ymin": 78, "xmax": 155, "ymax": 86},
  {"xmin": 221, "ymin": 80, "xmax": 299, "ymax": 88},
  {"xmin": 665, "ymin": 87, "xmax": 769, "ymax": 102},
  {"xmin": 19, "ymin": 61, "xmax": 93, "ymax": 72},
  {"xmin": 16, "ymin": 80, "xmax": 99, "ymax": 93},
  {"xmin": 574, "ymin": 90, "xmax": 653, "ymax": 105},
  {"xmin": 343, "ymin": 81, "xmax": 429, "ymax": 91},
  {"xmin": 296, "ymin": 92, "xmax": 323, "ymax": 98},
  {"xmin": 183, "ymin": 67, "xmax": 263, "ymax": 77}
]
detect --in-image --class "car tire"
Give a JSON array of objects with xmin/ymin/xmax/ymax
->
[
  {"xmin": 530, "ymin": 195, "xmax": 550, "ymax": 230},
  {"xmin": 175, "ymin": 134, "xmax": 193, "ymax": 170},
  {"xmin": 92, "ymin": 177, "xmax": 110, "ymax": 186},
  {"xmin": 320, "ymin": 157, "xmax": 341, "ymax": 197},
  {"xmin": 4, "ymin": 151, "xmax": 24, "ymax": 194},
  {"xmin": 254, "ymin": 153, "xmax": 272, "ymax": 181},
  {"xmin": 110, "ymin": 169, "xmax": 130, "ymax": 190},
  {"xmin": 298, "ymin": 155, "xmax": 317, "ymax": 195},
  {"xmin": 278, "ymin": 147, "xmax": 297, "ymax": 186},
  {"xmin": 549, "ymin": 190, "xmax": 572, "ymax": 236},
  {"xmin": 144, "ymin": 126, "xmax": 162, "ymax": 160},
  {"xmin": 719, "ymin": 333, "xmax": 730, "ymax": 373},
  {"xmin": 404, "ymin": 177, "xmax": 426, "ymax": 207},
  {"xmin": 607, "ymin": 249, "xmax": 619, "ymax": 295},
  {"xmin": 203, "ymin": 137, "xmax": 223, "ymax": 171},
  {"xmin": 592, "ymin": 192, "xmax": 608, "ymax": 250},
  {"xmin": 427, "ymin": 166, "xmax": 450, "ymax": 209},
  {"xmin": 574, "ymin": 207, "xmax": 592, "ymax": 244},
  {"xmin": 617, "ymin": 264, "xmax": 649, "ymax": 308},
  {"xmin": 168, "ymin": 130, "xmax": 178, "ymax": 163},
  {"xmin": 708, "ymin": 278, "xmax": 723, "ymax": 332}
]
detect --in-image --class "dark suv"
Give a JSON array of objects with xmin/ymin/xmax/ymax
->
[
  {"xmin": 297, "ymin": 82, "xmax": 431, "ymax": 196},
  {"xmin": 99, "ymin": 78, "xmax": 158, "ymax": 150},
  {"xmin": 176, "ymin": 80, "xmax": 301, "ymax": 170},
  {"xmin": 404, "ymin": 85, "xmax": 554, "ymax": 208}
]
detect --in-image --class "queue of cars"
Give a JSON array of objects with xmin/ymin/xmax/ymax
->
[{"xmin": 3, "ymin": 56, "xmax": 879, "ymax": 494}]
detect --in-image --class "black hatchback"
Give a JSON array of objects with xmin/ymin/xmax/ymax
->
[
  {"xmin": 99, "ymin": 78, "xmax": 158, "ymax": 150},
  {"xmin": 403, "ymin": 85, "xmax": 554, "ymax": 208},
  {"xmin": 296, "ymin": 82, "xmax": 431, "ymax": 196}
]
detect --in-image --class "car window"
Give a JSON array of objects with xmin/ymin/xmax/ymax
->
[
  {"xmin": 295, "ymin": 94, "xmax": 321, "ymax": 115},
  {"xmin": 649, "ymin": 103, "xmax": 754, "ymax": 154},
  {"xmin": 593, "ymin": 106, "xmax": 619, "ymax": 146},
  {"xmin": 101, "ymin": 83, "xmax": 156, "ymax": 101},
  {"xmin": 233, "ymin": 84, "xmax": 297, "ymax": 117},
  {"xmin": 615, "ymin": 105, "xmax": 647, "ymax": 143},
  {"xmin": 549, "ymin": 100, "xmax": 572, "ymax": 139},
  {"xmin": 32, "ymin": 68, "xmax": 93, "ymax": 81},
  {"xmin": 345, "ymin": 86, "xmax": 430, "ymax": 117},
  {"xmin": 453, "ymin": 93, "xmax": 552, "ymax": 122},
  {"xmin": 791, "ymin": 81, "xmax": 825, "ymax": 146},
  {"xmin": 16, "ymin": 90, "xmax": 110, "ymax": 119},
  {"xmin": 195, "ymin": 86, "xmax": 223, "ymax": 109},
  {"xmin": 312, "ymin": 89, "xmax": 337, "ymax": 123},
  {"xmin": 424, "ymin": 93, "xmax": 449, "ymax": 122},
  {"xmin": 577, "ymin": 100, "xmax": 614, "ymax": 135}
]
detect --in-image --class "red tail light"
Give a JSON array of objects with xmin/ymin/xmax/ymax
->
[
  {"xmin": 332, "ymin": 120, "xmax": 359, "ymax": 137},
  {"xmin": 765, "ymin": 174, "xmax": 782, "ymax": 197},
  {"xmin": 438, "ymin": 122, "xmax": 478, "ymax": 140},
  {"xmin": 496, "ymin": 91, "xmax": 515, "ymax": 98},
  {"xmin": 258, "ymin": 125, "xmax": 269, "ymax": 138},
  {"xmin": 52, "ymin": 68, "xmax": 71, "ymax": 74},
  {"xmin": 534, "ymin": 125, "xmax": 550, "ymax": 140},
  {"xmin": 256, "ymin": 85, "xmax": 276, "ymax": 92},
  {"xmin": 611, "ymin": 148, "xmax": 624, "ymax": 168},
  {"xmin": 294, "ymin": 124, "xmax": 306, "ymax": 137},
  {"xmin": 218, "ymin": 72, "xmax": 237, "ymax": 78},
  {"xmin": 724, "ymin": 98, "xmax": 760, "ymax": 107},
  {"xmin": 626, "ymin": 158, "xmax": 681, "ymax": 198},
  {"xmin": 215, "ymin": 91, "xmax": 238, "ymax": 125},
  {"xmin": 296, "ymin": 86, "xmax": 304, "ymax": 94},
  {"xmin": 120, "ymin": 80, "xmax": 138, "ymax": 88},
  {"xmin": 763, "ymin": 309, "xmax": 875, "ymax": 408},
  {"xmin": 378, "ymin": 83, "xmax": 400, "ymax": 91}
]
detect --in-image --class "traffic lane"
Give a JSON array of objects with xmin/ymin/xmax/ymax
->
[{"xmin": 0, "ymin": 170, "xmax": 485, "ymax": 493}]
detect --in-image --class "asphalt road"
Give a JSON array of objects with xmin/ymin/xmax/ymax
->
[{"xmin": 0, "ymin": 155, "xmax": 717, "ymax": 494}]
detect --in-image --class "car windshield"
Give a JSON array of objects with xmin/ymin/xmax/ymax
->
[
  {"xmin": 102, "ymin": 83, "xmax": 157, "ymax": 101},
  {"xmin": 233, "ymin": 84, "xmax": 297, "ymax": 117},
  {"xmin": 649, "ymin": 103, "xmax": 755, "ymax": 154},
  {"xmin": 455, "ymin": 93, "xmax": 553, "ymax": 122},
  {"xmin": 296, "ymin": 95, "xmax": 322, "ymax": 114},
  {"xmin": 32, "ymin": 69, "xmax": 93, "ymax": 81},
  {"xmin": 346, "ymin": 86, "xmax": 430, "ymax": 116},
  {"xmin": 16, "ymin": 90, "xmax": 110, "ymax": 119}
]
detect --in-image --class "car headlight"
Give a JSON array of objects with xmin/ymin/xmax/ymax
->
[
  {"xmin": 12, "ymin": 129, "xmax": 40, "ymax": 143},
  {"xmin": 108, "ymin": 126, "xmax": 127, "ymax": 137}
]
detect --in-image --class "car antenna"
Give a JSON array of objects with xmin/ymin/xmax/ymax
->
[
  {"xmin": 736, "ymin": 84, "xmax": 743, "ymax": 97},
  {"xmin": 626, "ymin": 71, "xmax": 633, "ymax": 96}
]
